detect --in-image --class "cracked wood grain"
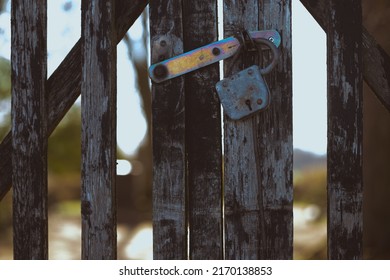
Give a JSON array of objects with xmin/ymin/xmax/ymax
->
[
  {"xmin": 327, "ymin": 0, "xmax": 363, "ymax": 259},
  {"xmin": 11, "ymin": 0, "xmax": 48, "ymax": 259},
  {"xmin": 81, "ymin": 0, "xmax": 117, "ymax": 260},
  {"xmin": 182, "ymin": 0, "xmax": 223, "ymax": 260},
  {"xmin": 223, "ymin": 0, "xmax": 293, "ymax": 259},
  {"xmin": 150, "ymin": 0, "xmax": 187, "ymax": 259}
]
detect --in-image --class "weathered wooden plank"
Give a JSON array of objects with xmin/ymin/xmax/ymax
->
[
  {"xmin": 300, "ymin": 0, "xmax": 390, "ymax": 112},
  {"xmin": 258, "ymin": 0, "xmax": 293, "ymax": 260},
  {"xmin": 223, "ymin": 0, "xmax": 261, "ymax": 259},
  {"xmin": 11, "ymin": 0, "xmax": 48, "ymax": 259},
  {"xmin": 81, "ymin": 0, "xmax": 117, "ymax": 260},
  {"xmin": 150, "ymin": 0, "xmax": 187, "ymax": 259},
  {"xmin": 182, "ymin": 0, "xmax": 222, "ymax": 259},
  {"xmin": 223, "ymin": 0, "xmax": 293, "ymax": 259},
  {"xmin": 327, "ymin": 0, "xmax": 363, "ymax": 259},
  {"xmin": 0, "ymin": 0, "xmax": 148, "ymax": 201}
]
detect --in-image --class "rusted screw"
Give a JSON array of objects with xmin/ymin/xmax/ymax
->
[
  {"xmin": 153, "ymin": 64, "xmax": 168, "ymax": 79},
  {"xmin": 257, "ymin": 99, "xmax": 263, "ymax": 105},
  {"xmin": 212, "ymin": 47, "xmax": 221, "ymax": 56}
]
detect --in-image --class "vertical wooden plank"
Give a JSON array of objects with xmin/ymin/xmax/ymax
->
[
  {"xmin": 223, "ymin": 0, "xmax": 293, "ymax": 259},
  {"xmin": 223, "ymin": 0, "xmax": 261, "ymax": 260},
  {"xmin": 11, "ymin": 0, "xmax": 48, "ymax": 260},
  {"xmin": 81, "ymin": 0, "xmax": 117, "ymax": 259},
  {"xmin": 182, "ymin": 0, "xmax": 223, "ymax": 259},
  {"xmin": 327, "ymin": 0, "xmax": 363, "ymax": 259},
  {"xmin": 150, "ymin": 1, "xmax": 187, "ymax": 259},
  {"xmin": 258, "ymin": 0, "xmax": 293, "ymax": 260}
]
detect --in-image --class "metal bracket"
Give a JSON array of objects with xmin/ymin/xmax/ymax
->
[{"xmin": 149, "ymin": 30, "xmax": 281, "ymax": 83}]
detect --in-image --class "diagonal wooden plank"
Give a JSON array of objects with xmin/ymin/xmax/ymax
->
[
  {"xmin": 327, "ymin": 0, "xmax": 363, "ymax": 259},
  {"xmin": 362, "ymin": 28, "xmax": 390, "ymax": 111},
  {"xmin": 0, "ymin": 0, "xmax": 148, "ymax": 201},
  {"xmin": 300, "ymin": 0, "xmax": 390, "ymax": 112},
  {"xmin": 11, "ymin": 0, "xmax": 48, "ymax": 260}
]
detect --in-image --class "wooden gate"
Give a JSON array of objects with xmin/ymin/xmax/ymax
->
[
  {"xmin": 0, "ymin": 0, "xmax": 389, "ymax": 259},
  {"xmin": 150, "ymin": 0, "xmax": 293, "ymax": 259}
]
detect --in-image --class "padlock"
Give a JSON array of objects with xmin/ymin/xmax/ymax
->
[
  {"xmin": 216, "ymin": 65, "xmax": 270, "ymax": 120},
  {"xmin": 215, "ymin": 37, "xmax": 279, "ymax": 120}
]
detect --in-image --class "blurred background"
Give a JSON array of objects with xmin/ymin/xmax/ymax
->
[{"xmin": 0, "ymin": 0, "xmax": 389, "ymax": 259}]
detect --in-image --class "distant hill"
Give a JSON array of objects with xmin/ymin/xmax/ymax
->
[{"xmin": 293, "ymin": 149, "xmax": 326, "ymax": 171}]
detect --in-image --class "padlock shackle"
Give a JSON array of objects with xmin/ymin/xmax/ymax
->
[{"xmin": 253, "ymin": 38, "xmax": 280, "ymax": 75}]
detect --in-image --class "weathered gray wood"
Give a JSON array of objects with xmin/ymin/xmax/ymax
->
[
  {"xmin": 300, "ymin": 0, "xmax": 390, "ymax": 112},
  {"xmin": 182, "ymin": 0, "xmax": 222, "ymax": 259},
  {"xmin": 0, "ymin": 0, "xmax": 148, "ymax": 201},
  {"xmin": 327, "ymin": 0, "xmax": 363, "ymax": 259},
  {"xmin": 223, "ymin": 0, "xmax": 293, "ymax": 259},
  {"xmin": 223, "ymin": 0, "xmax": 261, "ymax": 260},
  {"xmin": 258, "ymin": 0, "xmax": 293, "ymax": 260},
  {"xmin": 150, "ymin": 0, "xmax": 187, "ymax": 259},
  {"xmin": 81, "ymin": 0, "xmax": 117, "ymax": 260},
  {"xmin": 11, "ymin": 0, "xmax": 48, "ymax": 259}
]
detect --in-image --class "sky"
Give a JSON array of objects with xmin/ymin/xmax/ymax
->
[{"xmin": 0, "ymin": 0, "xmax": 327, "ymax": 156}]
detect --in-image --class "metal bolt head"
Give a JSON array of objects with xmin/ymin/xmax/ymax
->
[
  {"xmin": 222, "ymin": 81, "xmax": 228, "ymax": 87},
  {"xmin": 248, "ymin": 69, "xmax": 254, "ymax": 75},
  {"xmin": 212, "ymin": 47, "xmax": 221, "ymax": 56},
  {"xmin": 153, "ymin": 64, "xmax": 168, "ymax": 79},
  {"xmin": 268, "ymin": 37, "xmax": 275, "ymax": 43},
  {"xmin": 257, "ymin": 99, "xmax": 263, "ymax": 105}
]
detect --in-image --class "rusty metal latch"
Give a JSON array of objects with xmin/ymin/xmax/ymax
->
[
  {"xmin": 149, "ymin": 30, "xmax": 281, "ymax": 83},
  {"xmin": 149, "ymin": 30, "xmax": 281, "ymax": 120}
]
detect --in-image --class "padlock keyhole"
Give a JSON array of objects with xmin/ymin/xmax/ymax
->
[{"xmin": 245, "ymin": 99, "xmax": 252, "ymax": 111}]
